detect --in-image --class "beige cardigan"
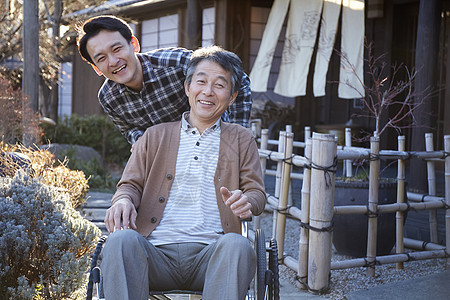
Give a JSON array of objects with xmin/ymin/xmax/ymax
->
[{"xmin": 112, "ymin": 120, "xmax": 267, "ymax": 238}]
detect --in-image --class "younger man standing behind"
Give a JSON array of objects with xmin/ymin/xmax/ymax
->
[{"xmin": 77, "ymin": 15, "xmax": 252, "ymax": 144}]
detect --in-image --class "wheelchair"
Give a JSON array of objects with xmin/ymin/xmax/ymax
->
[{"xmin": 86, "ymin": 221, "xmax": 279, "ymax": 300}]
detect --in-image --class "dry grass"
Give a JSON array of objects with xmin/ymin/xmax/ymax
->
[{"xmin": 0, "ymin": 142, "xmax": 89, "ymax": 208}]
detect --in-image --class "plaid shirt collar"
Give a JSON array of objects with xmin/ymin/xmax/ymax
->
[{"xmin": 115, "ymin": 53, "xmax": 157, "ymax": 94}]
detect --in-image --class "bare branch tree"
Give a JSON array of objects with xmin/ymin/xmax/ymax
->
[{"xmin": 337, "ymin": 41, "xmax": 435, "ymax": 141}]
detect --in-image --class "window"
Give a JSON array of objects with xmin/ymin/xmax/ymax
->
[{"xmin": 141, "ymin": 14, "xmax": 179, "ymax": 52}]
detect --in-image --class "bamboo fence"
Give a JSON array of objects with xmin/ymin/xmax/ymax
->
[{"xmin": 255, "ymin": 126, "xmax": 450, "ymax": 293}]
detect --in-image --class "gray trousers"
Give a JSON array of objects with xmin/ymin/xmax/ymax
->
[{"xmin": 101, "ymin": 229, "xmax": 256, "ymax": 300}]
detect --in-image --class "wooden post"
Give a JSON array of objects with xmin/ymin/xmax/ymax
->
[
  {"xmin": 22, "ymin": 0, "xmax": 39, "ymax": 147},
  {"xmin": 444, "ymin": 135, "xmax": 450, "ymax": 269},
  {"xmin": 426, "ymin": 133, "xmax": 439, "ymax": 243},
  {"xmin": 298, "ymin": 137, "xmax": 312, "ymax": 286},
  {"xmin": 410, "ymin": 0, "xmax": 441, "ymax": 193},
  {"xmin": 366, "ymin": 135, "xmax": 380, "ymax": 277},
  {"xmin": 276, "ymin": 132, "xmax": 294, "ymax": 261},
  {"xmin": 396, "ymin": 136, "xmax": 406, "ymax": 269},
  {"xmin": 308, "ymin": 133, "xmax": 336, "ymax": 293},
  {"xmin": 186, "ymin": 0, "xmax": 202, "ymax": 49},
  {"xmin": 345, "ymin": 128, "xmax": 353, "ymax": 177}
]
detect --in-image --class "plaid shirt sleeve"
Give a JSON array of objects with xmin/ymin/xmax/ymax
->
[
  {"xmin": 228, "ymin": 72, "xmax": 252, "ymax": 128},
  {"xmin": 100, "ymin": 94, "xmax": 144, "ymax": 144}
]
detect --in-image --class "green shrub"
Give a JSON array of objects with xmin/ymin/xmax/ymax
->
[
  {"xmin": 0, "ymin": 171, "xmax": 101, "ymax": 299},
  {"xmin": 40, "ymin": 114, "xmax": 130, "ymax": 165}
]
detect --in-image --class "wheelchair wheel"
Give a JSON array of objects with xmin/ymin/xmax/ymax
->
[
  {"xmin": 255, "ymin": 229, "xmax": 267, "ymax": 300},
  {"xmin": 86, "ymin": 236, "xmax": 107, "ymax": 300},
  {"xmin": 268, "ymin": 238, "xmax": 280, "ymax": 300}
]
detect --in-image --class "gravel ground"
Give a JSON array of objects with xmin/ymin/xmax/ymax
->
[{"xmin": 257, "ymin": 212, "xmax": 447, "ymax": 299}]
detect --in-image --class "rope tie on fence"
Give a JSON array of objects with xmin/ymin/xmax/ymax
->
[
  {"xmin": 421, "ymin": 194, "xmax": 427, "ymax": 202},
  {"xmin": 267, "ymin": 151, "xmax": 275, "ymax": 162},
  {"xmin": 300, "ymin": 221, "xmax": 334, "ymax": 232},
  {"xmin": 281, "ymin": 154, "xmax": 295, "ymax": 166},
  {"xmin": 443, "ymin": 151, "xmax": 450, "ymax": 159},
  {"xmin": 304, "ymin": 155, "xmax": 312, "ymax": 170},
  {"xmin": 421, "ymin": 241, "xmax": 430, "ymax": 250},
  {"xmin": 443, "ymin": 249, "xmax": 450, "ymax": 258},
  {"xmin": 405, "ymin": 202, "xmax": 417, "ymax": 212},
  {"xmin": 307, "ymin": 283, "xmax": 330, "ymax": 295},
  {"xmin": 441, "ymin": 199, "xmax": 450, "ymax": 209},
  {"xmin": 404, "ymin": 152, "xmax": 413, "ymax": 160},
  {"xmin": 369, "ymin": 152, "xmax": 380, "ymax": 161},
  {"xmin": 310, "ymin": 156, "xmax": 338, "ymax": 188},
  {"xmin": 295, "ymin": 275, "xmax": 308, "ymax": 288},
  {"xmin": 405, "ymin": 253, "xmax": 416, "ymax": 262},
  {"xmin": 276, "ymin": 205, "xmax": 293, "ymax": 215},
  {"xmin": 365, "ymin": 205, "xmax": 378, "ymax": 218},
  {"xmin": 363, "ymin": 258, "xmax": 381, "ymax": 269}
]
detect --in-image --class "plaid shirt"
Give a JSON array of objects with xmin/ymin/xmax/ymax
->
[{"xmin": 98, "ymin": 47, "xmax": 252, "ymax": 144}]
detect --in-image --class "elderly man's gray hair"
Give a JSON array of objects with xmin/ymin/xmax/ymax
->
[{"xmin": 186, "ymin": 46, "xmax": 244, "ymax": 95}]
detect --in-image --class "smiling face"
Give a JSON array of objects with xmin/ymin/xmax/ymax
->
[
  {"xmin": 185, "ymin": 60, "xmax": 238, "ymax": 132},
  {"xmin": 86, "ymin": 30, "xmax": 143, "ymax": 91}
]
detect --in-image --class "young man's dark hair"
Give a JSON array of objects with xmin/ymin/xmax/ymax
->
[{"xmin": 77, "ymin": 15, "xmax": 133, "ymax": 64}]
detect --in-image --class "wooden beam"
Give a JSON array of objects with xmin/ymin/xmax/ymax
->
[
  {"xmin": 186, "ymin": 0, "xmax": 202, "ymax": 49},
  {"xmin": 214, "ymin": 0, "xmax": 251, "ymax": 71},
  {"xmin": 410, "ymin": 0, "xmax": 442, "ymax": 193}
]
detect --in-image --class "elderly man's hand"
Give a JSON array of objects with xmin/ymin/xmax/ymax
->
[
  {"xmin": 104, "ymin": 198, "xmax": 137, "ymax": 233},
  {"xmin": 220, "ymin": 186, "xmax": 253, "ymax": 219}
]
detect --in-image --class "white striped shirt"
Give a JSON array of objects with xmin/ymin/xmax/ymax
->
[{"xmin": 148, "ymin": 112, "xmax": 223, "ymax": 246}]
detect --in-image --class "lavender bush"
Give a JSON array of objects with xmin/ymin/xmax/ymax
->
[{"xmin": 0, "ymin": 171, "xmax": 101, "ymax": 299}]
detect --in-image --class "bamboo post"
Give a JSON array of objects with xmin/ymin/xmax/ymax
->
[
  {"xmin": 308, "ymin": 133, "xmax": 337, "ymax": 293},
  {"xmin": 273, "ymin": 131, "xmax": 286, "ymax": 238},
  {"xmin": 251, "ymin": 122, "xmax": 257, "ymax": 137},
  {"xmin": 345, "ymin": 128, "xmax": 353, "ymax": 177},
  {"xmin": 286, "ymin": 125, "xmax": 294, "ymax": 208},
  {"xmin": 260, "ymin": 129, "xmax": 269, "ymax": 174},
  {"xmin": 255, "ymin": 129, "xmax": 269, "ymax": 231},
  {"xmin": 275, "ymin": 131, "xmax": 286, "ymax": 198},
  {"xmin": 366, "ymin": 135, "xmax": 380, "ymax": 277},
  {"xmin": 298, "ymin": 137, "xmax": 312, "ymax": 286},
  {"xmin": 276, "ymin": 132, "xmax": 294, "ymax": 261},
  {"xmin": 305, "ymin": 126, "xmax": 311, "ymax": 140},
  {"xmin": 396, "ymin": 136, "xmax": 406, "ymax": 269},
  {"xmin": 425, "ymin": 133, "xmax": 439, "ymax": 243},
  {"xmin": 445, "ymin": 135, "xmax": 450, "ymax": 269}
]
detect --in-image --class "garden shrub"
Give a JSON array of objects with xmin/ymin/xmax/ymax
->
[
  {"xmin": 54, "ymin": 145, "xmax": 115, "ymax": 191},
  {"xmin": 0, "ymin": 143, "xmax": 89, "ymax": 208},
  {"xmin": 0, "ymin": 171, "xmax": 101, "ymax": 299},
  {"xmin": 40, "ymin": 114, "xmax": 130, "ymax": 165}
]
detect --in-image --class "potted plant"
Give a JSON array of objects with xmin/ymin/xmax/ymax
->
[{"xmin": 332, "ymin": 43, "xmax": 431, "ymax": 257}]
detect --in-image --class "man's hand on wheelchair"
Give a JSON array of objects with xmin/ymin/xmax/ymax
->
[
  {"xmin": 105, "ymin": 198, "xmax": 138, "ymax": 233},
  {"xmin": 220, "ymin": 186, "xmax": 253, "ymax": 219}
]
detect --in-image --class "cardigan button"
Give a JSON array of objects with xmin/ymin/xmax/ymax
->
[
  {"xmin": 151, "ymin": 217, "xmax": 157, "ymax": 223},
  {"xmin": 159, "ymin": 197, "xmax": 165, "ymax": 203},
  {"xmin": 167, "ymin": 174, "xmax": 173, "ymax": 180}
]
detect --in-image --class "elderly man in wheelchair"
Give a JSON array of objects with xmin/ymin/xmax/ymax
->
[{"xmin": 91, "ymin": 45, "xmax": 267, "ymax": 300}]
